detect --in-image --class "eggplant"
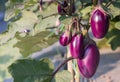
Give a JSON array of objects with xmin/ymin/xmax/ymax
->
[
  {"xmin": 77, "ymin": 44, "xmax": 100, "ymax": 78},
  {"xmin": 57, "ymin": 4, "xmax": 62, "ymax": 14},
  {"xmin": 90, "ymin": 7, "xmax": 109, "ymax": 38},
  {"xmin": 59, "ymin": 31, "xmax": 71, "ymax": 46},
  {"xmin": 70, "ymin": 33, "xmax": 84, "ymax": 59}
]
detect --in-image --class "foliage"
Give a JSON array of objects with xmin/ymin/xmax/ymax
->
[
  {"xmin": 14, "ymin": 31, "xmax": 59, "ymax": 57},
  {"xmin": 0, "ymin": 0, "xmax": 120, "ymax": 81},
  {"xmin": 8, "ymin": 58, "xmax": 54, "ymax": 82},
  {"xmin": 0, "ymin": 38, "xmax": 21, "ymax": 81},
  {"xmin": 8, "ymin": 58, "xmax": 72, "ymax": 82},
  {"xmin": 52, "ymin": 70, "xmax": 72, "ymax": 82}
]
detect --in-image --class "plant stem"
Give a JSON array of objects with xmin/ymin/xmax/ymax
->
[
  {"xmin": 55, "ymin": 0, "xmax": 61, "ymax": 4},
  {"xmin": 39, "ymin": 0, "xmax": 43, "ymax": 11},
  {"xmin": 97, "ymin": 0, "xmax": 102, "ymax": 6},
  {"xmin": 67, "ymin": 49, "xmax": 75, "ymax": 82},
  {"xmin": 42, "ymin": 13, "xmax": 58, "ymax": 19},
  {"xmin": 55, "ymin": 0, "xmax": 63, "ymax": 7},
  {"xmin": 80, "ymin": 0, "xmax": 84, "ymax": 8},
  {"xmin": 69, "ymin": 0, "xmax": 74, "ymax": 16},
  {"xmin": 50, "ymin": 57, "xmax": 74, "ymax": 81},
  {"xmin": 105, "ymin": 0, "xmax": 112, "ymax": 7},
  {"xmin": 39, "ymin": 0, "xmax": 42, "ymax": 5},
  {"xmin": 74, "ymin": 59, "xmax": 80, "ymax": 82},
  {"xmin": 80, "ymin": 23, "xmax": 87, "ymax": 27}
]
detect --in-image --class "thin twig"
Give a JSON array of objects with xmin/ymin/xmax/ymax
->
[
  {"xmin": 55, "ymin": 0, "xmax": 62, "ymax": 5},
  {"xmin": 97, "ymin": 0, "xmax": 102, "ymax": 6},
  {"xmin": 50, "ymin": 57, "xmax": 74, "ymax": 81},
  {"xmin": 67, "ymin": 49, "xmax": 75, "ymax": 82},
  {"xmin": 79, "ymin": 0, "xmax": 84, "ymax": 8},
  {"xmin": 105, "ymin": 0, "xmax": 113, "ymax": 7},
  {"xmin": 80, "ymin": 22, "xmax": 87, "ymax": 28},
  {"xmin": 42, "ymin": 13, "xmax": 58, "ymax": 19}
]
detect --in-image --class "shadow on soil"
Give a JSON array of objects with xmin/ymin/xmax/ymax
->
[{"xmin": 93, "ymin": 52, "xmax": 120, "ymax": 79}]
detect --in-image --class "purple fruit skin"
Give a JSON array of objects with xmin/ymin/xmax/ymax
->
[
  {"xmin": 58, "ymin": 5, "xmax": 62, "ymax": 14},
  {"xmin": 70, "ymin": 34, "xmax": 84, "ymax": 59},
  {"xmin": 91, "ymin": 9, "xmax": 109, "ymax": 38},
  {"xmin": 77, "ymin": 44, "xmax": 100, "ymax": 78},
  {"xmin": 59, "ymin": 32, "xmax": 71, "ymax": 46}
]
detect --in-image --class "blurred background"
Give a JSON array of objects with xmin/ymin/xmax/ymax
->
[{"xmin": 0, "ymin": 0, "xmax": 120, "ymax": 82}]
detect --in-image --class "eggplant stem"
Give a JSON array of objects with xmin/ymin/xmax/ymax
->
[
  {"xmin": 50, "ymin": 57, "xmax": 74, "ymax": 81},
  {"xmin": 97, "ymin": 0, "xmax": 102, "ymax": 6}
]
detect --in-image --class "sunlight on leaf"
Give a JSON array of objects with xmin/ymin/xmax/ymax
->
[
  {"xmin": 108, "ymin": 4, "xmax": 120, "ymax": 18},
  {"xmin": 14, "ymin": 31, "xmax": 59, "ymax": 57},
  {"xmin": 8, "ymin": 58, "xmax": 54, "ymax": 82},
  {"xmin": 52, "ymin": 70, "xmax": 72, "ymax": 82},
  {"xmin": 115, "ymin": 21, "xmax": 120, "ymax": 30},
  {"xmin": 0, "ymin": 38, "xmax": 21, "ymax": 81}
]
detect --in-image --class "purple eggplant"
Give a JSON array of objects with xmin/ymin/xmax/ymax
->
[
  {"xmin": 77, "ymin": 44, "xmax": 100, "ymax": 78},
  {"xmin": 70, "ymin": 33, "xmax": 84, "ymax": 59},
  {"xmin": 58, "ymin": 4, "xmax": 62, "ymax": 14},
  {"xmin": 90, "ymin": 7, "xmax": 109, "ymax": 38},
  {"xmin": 59, "ymin": 31, "xmax": 71, "ymax": 46}
]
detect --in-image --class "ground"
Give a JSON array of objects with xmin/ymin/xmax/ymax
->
[
  {"xmin": 31, "ymin": 42, "xmax": 120, "ymax": 82},
  {"xmin": 92, "ymin": 47, "xmax": 120, "ymax": 82}
]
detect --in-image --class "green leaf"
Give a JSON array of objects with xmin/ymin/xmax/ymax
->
[
  {"xmin": 115, "ymin": 21, "xmax": 120, "ymax": 30},
  {"xmin": 5, "ymin": 0, "xmax": 23, "ymax": 21},
  {"xmin": 14, "ymin": 31, "xmax": 59, "ymax": 57},
  {"xmin": 108, "ymin": 4, "xmax": 120, "ymax": 18},
  {"xmin": 74, "ymin": 0, "xmax": 83, "ymax": 11},
  {"xmin": 52, "ymin": 70, "xmax": 72, "ymax": 82},
  {"xmin": 80, "ymin": 6, "xmax": 92, "ymax": 19},
  {"xmin": 8, "ymin": 58, "xmax": 54, "ymax": 82},
  {"xmin": 40, "ymin": 3, "xmax": 57, "ymax": 17},
  {"xmin": 97, "ymin": 21, "xmax": 119, "ymax": 49},
  {"xmin": 5, "ymin": 0, "xmax": 38, "ymax": 21},
  {"xmin": 106, "ymin": 29, "xmax": 120, "ymax": 50},
  {"xmin": 112, "ymin": 0, "xmax": 120, "ymax": 8},
  {"xmin": 34, "ymin": 3, "xmax": 59, "ymax": 33},
  {"xmin": 0, "ymin": 70, "xmax": 6, "ymax": 81},
  {"xmin": 59, "ymin": 16, "xmax": 72, "ymax": 25},
  {"xmin": 80, "ymin": 0, "xmax": 92, "ymax": 5},
  {"xmin": 92, "ymin": 0, "xmax": 98, "ymax": 6},
  {"xmin": 10, "ymin": 0, "xmax": 24, "ymax": 3},
  {"xmin": 34, "ymin": 16, "xmax": 58, "ymax": 33},
  {"xmin": 97, "ymin": 38, "xmax": 110, "ymax": 49},
  {"xmin": 0, "ymin": 38, "xmax": 22, "ymax": 81},
  {"xmin": 59, "ymin": 14, "xmax": 78, "ymax": 25},
  {"xmin": 0, "ymin": 10, "xmax": 38, "ymax": 44}
]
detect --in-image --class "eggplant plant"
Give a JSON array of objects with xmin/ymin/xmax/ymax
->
[
  {"xmin": 90, "ymin": 2, "xmax": 109, "ymax": 38},
  {"xmin": 70, "ymin": 33, "xmax": 84, "ymax": 59},
  {"xmin": 0, "ymin": 0, "xmax": 119, "ymax": 82},
  {"xmin": 77, "ymin": 41, "xmax": 100, "ymax": 78}
]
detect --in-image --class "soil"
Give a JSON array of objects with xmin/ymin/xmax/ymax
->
[{"xmin": 91, "ymin": 47, "xmax": 120, "ymax": 82}]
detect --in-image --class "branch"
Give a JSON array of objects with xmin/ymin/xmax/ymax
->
[
  {"xmin": 67, "ymin": 49, "xmax": 75, "ymax": 82},
  {"xmin": 105, "ymin": 0, "xmax": 113, "ymax": 7},
  {"xmin": 97, "ymin": 0, "xmax": 102, "ymax": 6},
  {"xmin": 42, "ymin": 13, "xmax": 58, "ymax": 19},
  {"xmin": 50, "ymin": 57, "xmax": 74, "ymax": 81}
]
